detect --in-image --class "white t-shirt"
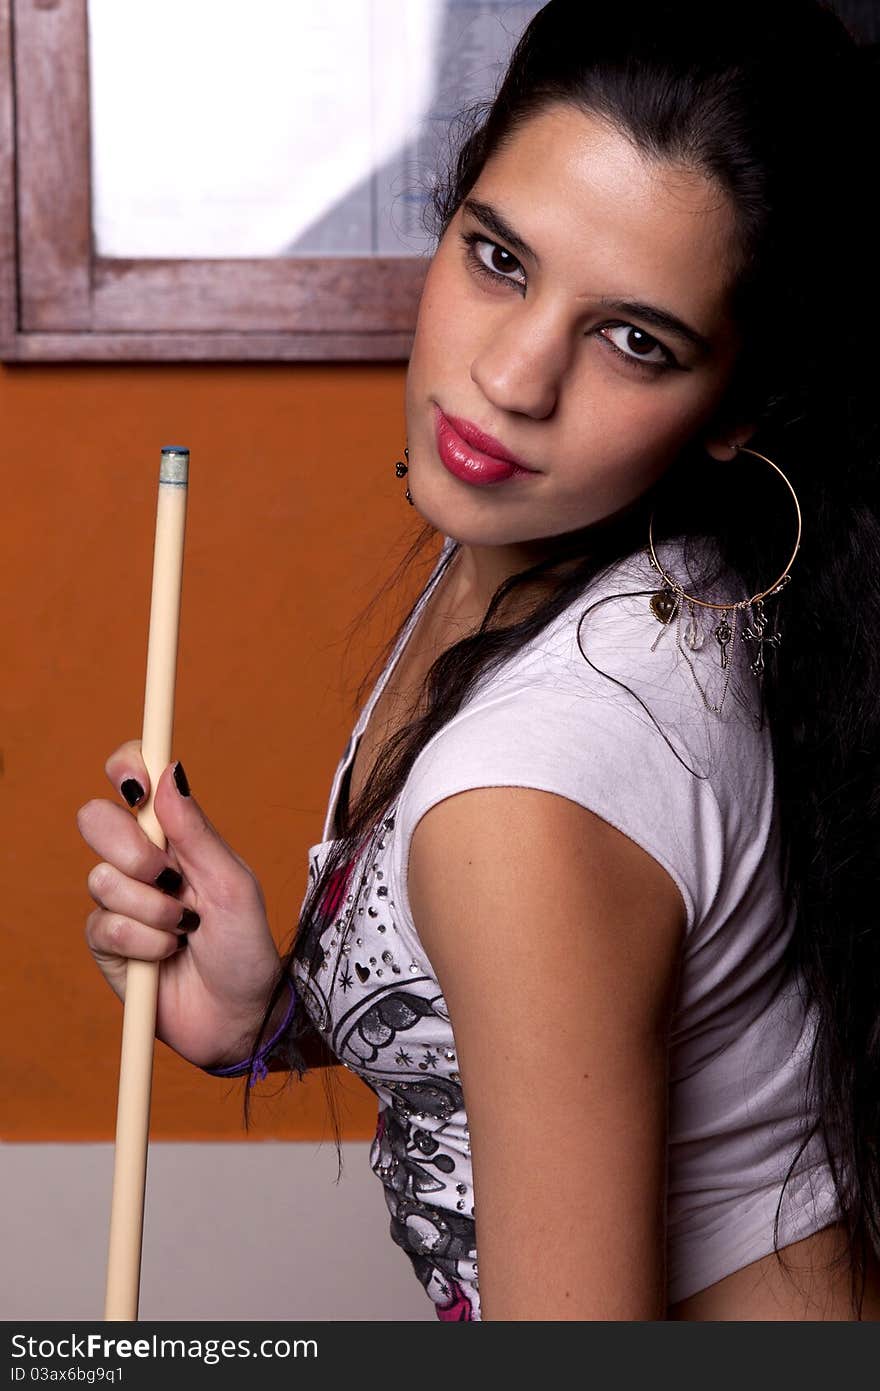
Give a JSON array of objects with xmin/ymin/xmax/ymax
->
[{"xmin": 292, "ymin": 533, "xmax": 841, "ymax": 1320}]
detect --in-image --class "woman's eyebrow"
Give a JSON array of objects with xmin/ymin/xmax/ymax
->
[
  {"xmin": 461, "ymin": 196, "xmax": 713, "ymax": 358},
  {"xmin": 463, "ymin": 197, "xmax": 538, "ymax": 266}
]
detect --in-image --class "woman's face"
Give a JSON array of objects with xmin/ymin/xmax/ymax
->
[{"xmin": 405, "ymin": 102, "xmax": 752, "ymax": 584}]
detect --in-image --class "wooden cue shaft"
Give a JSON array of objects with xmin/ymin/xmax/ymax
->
[{"xmin": 104, "ymin": 447, "xmax": 190, "ymax": 1321}]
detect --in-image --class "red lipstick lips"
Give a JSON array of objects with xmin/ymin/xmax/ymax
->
[{"xmin": 433, "ymin": 406, "xmax": 538, "ymax": 487}]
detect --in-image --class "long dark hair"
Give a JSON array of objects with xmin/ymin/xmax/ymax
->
[{"xmin": 243, "ymin": 0, "xmax": 880, "ymax": 1316}]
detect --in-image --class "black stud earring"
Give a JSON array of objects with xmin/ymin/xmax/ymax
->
[{"xmin": 394, "ymin": 447, "xmax": 413, "ymax": 503}]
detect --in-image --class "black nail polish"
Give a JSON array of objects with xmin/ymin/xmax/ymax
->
[
  {"xmin": 178, "ymin": 907, "xmax": 200, "ymax": 931},
  {"xmin": 173, "ymin": 761, "xmax": 190, "ymax": 797},
  {"xmin": 155, "ymin": 866, "xmax": 184, "ymax": 894},
  {"xmin": 121, "ymin": 778, "xmax": 145, "ymax": 807}
]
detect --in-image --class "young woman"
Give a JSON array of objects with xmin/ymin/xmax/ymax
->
[{"xmin": 76, "ymin": 1, "xmax": 880, "ymax": 1320}]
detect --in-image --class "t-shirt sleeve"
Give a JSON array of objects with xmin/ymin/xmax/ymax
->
[{"xmin": 388, "ymin": 677, "xmax": 731, "ymax": 943}]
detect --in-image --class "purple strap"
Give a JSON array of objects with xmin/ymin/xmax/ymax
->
[{"xmin": 202, "ymin": 976, "xmax": 298, "ymax": 1087}]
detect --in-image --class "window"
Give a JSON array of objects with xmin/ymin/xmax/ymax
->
[{"xmin": 0, "ymin": 0, "xmax": 542, "ymax": 361}]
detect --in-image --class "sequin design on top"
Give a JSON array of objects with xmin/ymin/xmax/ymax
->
[{"xmin": 291, "ymin": 810, "xmax": 481, "ymax": 1321}]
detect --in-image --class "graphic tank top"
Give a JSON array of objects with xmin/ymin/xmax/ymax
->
[{"xmin": 291, "ymin": 534, "xmax": 841, "ymax": 1320}]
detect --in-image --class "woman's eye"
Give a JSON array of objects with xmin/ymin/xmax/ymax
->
[
  {"xmin": 598, "ymin": 323, "xmax": 675, "ymax": 370},
  {"xmin": 460, "ymin": 231, "xmax": 526, "ymax": 288},
  {"xmin": 459, "ymin": 229, "xmax": 678, "ymax": 374}
]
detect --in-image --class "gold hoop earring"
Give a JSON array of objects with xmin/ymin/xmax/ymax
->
[{"xmin": 646, "ymin": 443, "xmax": 802, "ymax": 710}]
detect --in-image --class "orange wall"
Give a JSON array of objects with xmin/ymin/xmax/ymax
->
[{"xmin": 0, "ymin": 360, "xmax": 426, "ymax": 1140}]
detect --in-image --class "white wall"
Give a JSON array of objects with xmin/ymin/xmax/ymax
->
[{"xmin": 0, "ymin": 1142, "xmax": 435, "ymax": 1321}]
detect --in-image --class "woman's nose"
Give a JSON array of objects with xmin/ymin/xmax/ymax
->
[{"xmin": 469, "ymin": 315, "xmax": 569, "ymax": 420}]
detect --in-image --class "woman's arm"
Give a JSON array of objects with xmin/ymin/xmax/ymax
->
[{"xmin": 408, "ymin": 784, "xmax": 687, "ymax": 1320}]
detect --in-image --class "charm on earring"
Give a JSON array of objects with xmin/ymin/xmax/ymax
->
[
  {"xmin": 649, "ymin": 587, "xmax": 678, "ymax": 624},
  {"xmin": 714, "ymin": 611, "xmax": 733, "ymax": 669},
  {"xmin": 684, "ymin": 602, "xmax": 705, "ymax": 651},
  {"xmin": 741, "ymin": 598, "xmax": 781, "ymax": 678}
]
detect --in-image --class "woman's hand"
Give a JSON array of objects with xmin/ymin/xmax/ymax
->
[{"xmin": 76, "ymin": 740, "xmax": 288, "ymax": 1070}]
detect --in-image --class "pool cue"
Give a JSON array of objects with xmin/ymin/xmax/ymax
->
[{"xmin": 104, "ymin": 446, "xmax": 190, "ymax": 1321}]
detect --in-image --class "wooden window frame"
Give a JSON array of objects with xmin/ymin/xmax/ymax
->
[{"xmin": 0, "ymin": 0, "xmax": 428, "ymax": 362}]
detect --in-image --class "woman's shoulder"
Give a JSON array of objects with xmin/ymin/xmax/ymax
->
[
  {"xmin": 431, "ymin": 531, "xmax": 768, "ymax": 768},
  {"xmin": 565, "ymin": 537, "xmax": 759, "ymax": 693},
  {"xmin": 547, "ymin": 535, "xmax": 772, "ymax": 808},
  {"xmin": 463, "ymin": 534, "xmax": 764, "ymax": 726},
  {"xmin": 388, "ymin": 533, "xmax": 775, "ymax": 938}
]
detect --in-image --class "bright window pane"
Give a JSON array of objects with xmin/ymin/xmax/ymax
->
[{"xmin": 88, "ymin": 0, "xmax": 542, "ymax": 258}]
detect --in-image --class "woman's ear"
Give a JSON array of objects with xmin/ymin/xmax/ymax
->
[{"xmin": 701, "ymin": 421, "xmax": 757, "ymax": 462}]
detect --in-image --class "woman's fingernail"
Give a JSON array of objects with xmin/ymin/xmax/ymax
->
[
  {"xmin": 121, "ymin": 778, "xmax": 145, "ymax": 807},
  {"xmin": 155, "ymin": 867, "xmax": 184, "ymax": 894},
  {"xmin": 173, "ymin": 761, "xmax": 191, "ymax": 797},
  {"xmin": 178, "ymin": 907, "xmax": 200, "ymax": 931}
]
